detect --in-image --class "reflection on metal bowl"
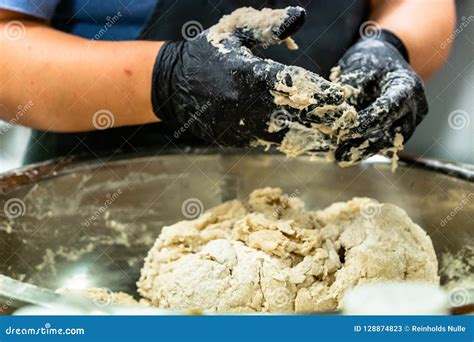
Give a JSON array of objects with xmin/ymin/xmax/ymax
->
[{"xmin": 0, "ymin": 149, "xmax": 473, "ymax": 312}]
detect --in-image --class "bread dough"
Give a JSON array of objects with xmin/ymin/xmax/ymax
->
[
  {"xmin": 208, "ymin": 7, "xmax": 297, "ymax": 52},
  {"xmin": 137, "ymin": 188, "xmax": 438, "ymax": 312}
]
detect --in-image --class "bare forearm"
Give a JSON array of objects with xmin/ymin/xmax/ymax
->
[
  {"xmin": 371, "ymin": 0, "xmax": 456, "ymax": 79},
  {"xmin": 0, "ymin": 15, "xmax": 162, "ymax": 132}
]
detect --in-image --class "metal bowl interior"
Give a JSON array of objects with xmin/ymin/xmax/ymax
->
[{"xmin": 0, "ymin": 150, "xmax": 473, "ymax": 307}]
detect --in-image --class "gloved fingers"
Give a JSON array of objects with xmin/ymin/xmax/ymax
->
[
  {"xmin": 331, "ymin": 67, "xmax": 378, "ymax": 109},
  {"xmin": 334, "ymin": 114, "xmax": 414, "ymax": 163},
  {"xmin": 346, "ymin": 69, "xmax": 425, "ymax": 137},
  {"xmin": 266, "ymin": 64, "xmax": 346, "ymax": 117},
  {"xmin": 331, "ymin": 50, "xmax": 378, "ymax": 84},
  {"xmin": 263, "ymin": 103, "xmax": 339, "ymax": 150},
  {"xmin": 258, "ymin": 63, "xmax": 358, "ymax": 138},
  {"xmin": 209, "ymin": 7, "xmax": 306, "ymax": 50},
  {"xmin": 299, "ymin": 101, "xmax": 354, "ymax": 127},
  {"xmin": 273, "ymin": 7, "xmax": 306, "ymax": 40},
  {"xmin": 402, "ymin": 73, "xmax": 429, "ymax": 125},
  {"xmin": 236, "ymin": 6, "xmax": 306, "ymax": 48}
]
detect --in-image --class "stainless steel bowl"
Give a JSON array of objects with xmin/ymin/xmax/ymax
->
[{"xmin": 0, "ymin": 149, "xmax": 473, "ymax": 310}]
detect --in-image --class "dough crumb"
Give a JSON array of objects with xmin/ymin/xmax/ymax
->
[
  {"xmin": 439, "ymin": 243, "xmax": 474, "ymax": 291},
  {"xmin": 137, "ymin": 188, "xmax": 439, "ymax": 313}
]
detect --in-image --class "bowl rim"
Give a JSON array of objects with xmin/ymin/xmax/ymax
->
[{"xmin": 1, "ymin": 149, "xmax": 473, "ymax": 194}]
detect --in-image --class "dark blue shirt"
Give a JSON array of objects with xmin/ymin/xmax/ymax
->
[{"xmin": 0, "ymin": 0, "xmax": 157, "ymax": 40}]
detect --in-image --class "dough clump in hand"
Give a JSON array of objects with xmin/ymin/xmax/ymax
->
[
  {"xmin": 137, "ymin": 188, "xmax": 439, "ymax": 312},
  {"xmin": 207, "ymin": 7, "xmax": 396, "ymax": 166}
]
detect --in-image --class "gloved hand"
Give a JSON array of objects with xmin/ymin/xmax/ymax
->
[
  {"xmin": 151, "ymin": 7, "xmax": 346, "ymax": 148},
  {"xmin": 331, "ymin": 29, "xmax": 428, "ymax": 163}
]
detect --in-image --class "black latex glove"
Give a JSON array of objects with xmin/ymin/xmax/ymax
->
[
  {"xmin": 331, "ymin": 29, "xmax": 428, "ymax": 163},
  {"xmin": 151, "ymin": 7, "xmax": 345, "ymax": 148}
]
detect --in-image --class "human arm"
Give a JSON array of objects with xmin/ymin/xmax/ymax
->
[
  {"xmin": 0, "ymin": 9, "xmax": 161, "ymax": 132},
  {"xmin": 370, "ymin": 0, "xmax": 456, "ymax": 79}
]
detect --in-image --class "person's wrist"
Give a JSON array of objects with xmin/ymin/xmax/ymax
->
[
  {"xmin": 151, "ymin": 40, "xmax": 181, "ymax": 122},
  {"xmin": 376, "ymin": 29, "xmax": 410, "ymax": 63}
]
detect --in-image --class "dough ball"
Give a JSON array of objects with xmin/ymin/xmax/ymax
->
[{"xmin": 137, "ymin": 188, "xmax": 439, "ymax": 312}]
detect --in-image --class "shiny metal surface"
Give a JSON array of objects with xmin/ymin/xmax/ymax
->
[{"xmin": 0, "ymin": 149, "xmax": 473, "ymax": 310}]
